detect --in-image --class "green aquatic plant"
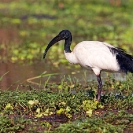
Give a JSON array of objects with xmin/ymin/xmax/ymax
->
[
  {"xmin": 0, "ymin": 0, "xmax": 133, "ymax": 63},
  {"xmin": 0, "ymin": 73, "xmax": 133, "ymax": 132}
]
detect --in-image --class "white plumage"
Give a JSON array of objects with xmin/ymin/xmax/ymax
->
[
  {"xmin": 43, "ymin": 30, "xmax": 133, "ymax": 101},
  {"xmin": 65, "ymin": 41, "xmax": 120, "ymax": 75}
]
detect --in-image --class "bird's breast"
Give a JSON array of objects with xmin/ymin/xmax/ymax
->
[{"xmin": 64, "ymin": 51, "xmax": 79, "ymax": 64}]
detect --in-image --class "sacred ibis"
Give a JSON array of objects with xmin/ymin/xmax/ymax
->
[{"xmin": 43, "ymin": 30, "xmax": 133, "ymax": 101}]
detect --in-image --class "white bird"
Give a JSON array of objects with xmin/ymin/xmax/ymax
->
[{"xmin": 43, "ymin": 30, "xmax": 133, "ymax": 101}]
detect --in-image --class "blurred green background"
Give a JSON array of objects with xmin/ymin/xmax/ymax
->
[{"xmin": 0, "ymin": 0, "xmax": 133, "ymax": 64}]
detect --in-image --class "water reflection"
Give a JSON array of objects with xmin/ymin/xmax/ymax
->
[
  {"xmin": 0, "ymin": 61, "xmax": 92, "ymax": 90},
  {"xmin": 0, "ymin": 61, "xmax": 126, "ymax": 91}
]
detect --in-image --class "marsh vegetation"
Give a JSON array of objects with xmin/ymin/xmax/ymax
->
[{"xmin": 0, "ymin": 0, "xmax": 133, "ymax": 132}]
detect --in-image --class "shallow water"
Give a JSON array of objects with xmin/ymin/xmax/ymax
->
[
  {"xmin": 0, "ymin": 61, "xmax": 93, "ymax": 90},
  {"xmin": 0, "ymin": 27, "xmax": 126, "ymax": 90},
  {"xmin": 0, "ymin": 61, "xmax": 126, "ymax": 91}
]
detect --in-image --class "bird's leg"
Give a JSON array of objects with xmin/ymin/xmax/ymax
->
[{"xmin": 96, "ymin": 74, "xmax": 102, "ymax": 101}]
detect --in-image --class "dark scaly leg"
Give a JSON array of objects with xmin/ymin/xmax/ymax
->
[{"xmin": 96, "ymin": 74, "xmax": 102, "ymax": 101}]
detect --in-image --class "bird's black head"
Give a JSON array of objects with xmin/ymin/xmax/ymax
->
[
  {"xmin": 58, "ymin": 30, "xmax": 71, "ymax": 39},
  {"xmin": 43, "ymin": 30, "xmax": 72, "ymax": 59}
]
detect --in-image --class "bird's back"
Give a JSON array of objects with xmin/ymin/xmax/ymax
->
[{"xmin": 73, "ymin": 41, "xmax": 120, "ymax": 74}]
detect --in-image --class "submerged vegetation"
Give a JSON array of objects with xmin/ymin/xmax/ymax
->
[{"xmin": 0, "ymin": 0, "xmax": 133, "ymax": 132}]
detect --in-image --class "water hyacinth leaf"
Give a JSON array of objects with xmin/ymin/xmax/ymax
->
[
  {"xmin": 86, "ymin": 109, "xmax": 93, "ymax": 117},
  {"xmin": 56, "ymin": 108, "xmax": 64, "ymax": 114},
  {"xmin": 28, "ymin": 100, "xmax": 39, "ymax": 106},
  {"xmin": 4, "ymin": 103, "xmax": 13, "ymax": 110}
]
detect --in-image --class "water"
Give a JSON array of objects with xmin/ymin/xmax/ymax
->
[
  {"xmin": 0, "ymin": 61, "xmax": 126, "ymax": 91},
  {"xmin": 0, "ymin": 12, "xmax": 127, "ymax": 91},
  {"xmin": 0, "ymin": 61, "xmax": 92, "ymax": 90},
  {"xmin": 0, "ymin": 24, "xmax": 126, "ymax": 91},
  {"xmin": 0, "ymin": 26, "xmax": 97, "ymax": 90}
]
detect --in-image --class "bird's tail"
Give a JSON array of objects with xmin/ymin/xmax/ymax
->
[{"xmin": 116, "ymin": 48, "xmax": 133, "ymax": 73}]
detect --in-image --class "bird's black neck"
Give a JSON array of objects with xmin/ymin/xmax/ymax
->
[{"xmin": 64, "ymin": 35, "xmax": 72, "ymax": 53}]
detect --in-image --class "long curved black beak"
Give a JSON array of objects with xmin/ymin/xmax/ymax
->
[{"xmin": 43, "ymin": 35, "xmax": 62, "ymax": 59}]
